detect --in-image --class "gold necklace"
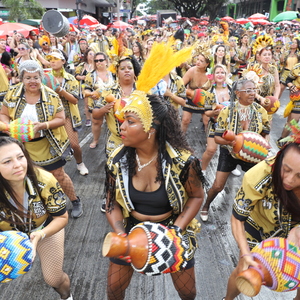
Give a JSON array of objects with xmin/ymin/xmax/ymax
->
[{"xmin": 136, "ymin": 153, "xmax": 157, "ymax": 172}]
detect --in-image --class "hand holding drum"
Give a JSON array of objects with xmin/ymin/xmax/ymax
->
[
  {"xmin": 102, "ymin": 222, "xmax": 189, "ymax": 276},
  {"xmin": 236, "ymin": 238, "xmax": 300, "ymax": 297}
]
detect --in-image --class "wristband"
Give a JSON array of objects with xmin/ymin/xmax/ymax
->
[
  {"xmin": 45, "ymin": 122, "xmax": 49, "ymax": 130},
  {"xmin": 169, "ymin": 225, "xmax": 183, "ymax": 234},
  {"xmin": 240, "ymin": 253, "xmax": 252, "ymax": 258},
  {"xmin": 38, "ymin": 230, "xmax": 46, "ymax": 240}
]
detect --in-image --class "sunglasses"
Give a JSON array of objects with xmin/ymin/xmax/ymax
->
[
  {"xmin": 42, "ymin": 42, "xmax": 48, "ymax": 46},
  {"xmin": 216, "ymin": 42, "xmax": 224, "ymax": 45},
  {"xmin": 94, "ymin": 59, "xmax": 105, "ymax": 63},
  {"xmin": 239, "ymin": 88, "xmax": 258, "ymax": 94},
  {"xmin": 96, "ymin": 29, "xmax": 102, "ymax": 31},
  {"xmin": 18, "ymin": 47, "xmax": 27, "ymax": 51}
]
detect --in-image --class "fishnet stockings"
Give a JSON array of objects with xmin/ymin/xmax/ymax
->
[
  {"xmin": 37, "ymin": 229, "xmax": 71, "ymax": 299},
  {"xmin": 107, "ymin": 262, "xmax": 196, "ymax": 300},
  {"xmin": 50, "ymin": 167, "xmax": 77, "ymax": 201},
  {"xmin": 170, "ymin": 267, "xmax": 196, "ymax": 300},
  {"xmin": 64, "ymin": 117, "xmax": 83, "ymax": 164},
  {"xmin": 107, "ymin": 262, "xmax": 134, "ymax": 300}
]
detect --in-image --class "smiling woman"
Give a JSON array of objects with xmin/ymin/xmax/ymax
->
[{"xmin": 200, "ymin": 79, "xmax": 271, "ymax": 222}]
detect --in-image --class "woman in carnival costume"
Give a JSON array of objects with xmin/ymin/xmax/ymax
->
[
  {"xmin": 222, "ymin": 121, "xmax": 300, "ymax": 300},
  {"xmin": 0, "ymin": 136, "xmax": 73, "ymax": 299},
  {"xmin": 104, "ymin": 40, "xmax": 204, "ymax": 300},
  {"xmin": 200, "ymin": 79, "xmax": 270, "ymax": 222},
  {"xmin": 181, "ymin": 43, "xmax": 212, "ymax": 133},
  {"xmin": 83, "ymin": 51, "xmax": 115, "ymax": 148},
  {"xmin": 0, "ymin": 60, "xmax": 83, "ymax": 218},
  {"xmin": 46, "ymin": 50, "xmax": 89, "ymax": 178}
]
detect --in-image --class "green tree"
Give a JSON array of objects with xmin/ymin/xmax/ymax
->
[
  {"xmin": 2, "ymin": 0, "xmax": 45, "ymax": 22},
  {"xmin": 130, "ymin": 0, "xmax": 145, "ymax": 17},
  {"xmin": 147, "ymin": 0, "xmax": 176, "ymax": 15}
]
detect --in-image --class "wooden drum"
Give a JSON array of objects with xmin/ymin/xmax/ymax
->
[
  {"xmin": 103, "ymin": 222, "xmax": 189, "ymax": 276},
  {"xmin": 236, "ymin": 238, "xmax": 300, "ymax": 297}
]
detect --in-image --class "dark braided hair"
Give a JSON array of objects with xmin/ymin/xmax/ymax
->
[{"xmin": 122, "ymin": 94, "xmax": 192, "ymax": 182}]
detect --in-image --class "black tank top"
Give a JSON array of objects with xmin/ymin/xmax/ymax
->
[{"xmin": 129, "ymin": 177, "xmax": 172, "ymax": 215}]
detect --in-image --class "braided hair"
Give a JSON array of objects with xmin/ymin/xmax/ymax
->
[{"xmin": 123, "ymin": 94, "xmax": 192, "ymax": 182}]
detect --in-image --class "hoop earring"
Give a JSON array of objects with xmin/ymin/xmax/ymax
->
[{"xmin": 148, "ymin": 133, "xmax": 151, "ymax": 139}]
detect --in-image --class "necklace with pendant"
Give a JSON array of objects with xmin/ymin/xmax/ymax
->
[{"xmin": 136, "ymin": 153, "xmax": 157, "ymax": 172}]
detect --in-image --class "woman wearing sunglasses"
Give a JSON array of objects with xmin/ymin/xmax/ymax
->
[
  {"xmin": 15, "ymin": 42, "xmax": 49, "ymax": 70},
  {"xmin": 200, "ymin": 79, "xmax": 270, "ymax": 222},
  {"xmin": 83, "ymin": 52, "xmax": 115, "ymax": 148}
]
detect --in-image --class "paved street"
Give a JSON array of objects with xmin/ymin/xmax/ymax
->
[{"xmin": 0, "ymin": 88, "xmax": 297, "ymax": 300}]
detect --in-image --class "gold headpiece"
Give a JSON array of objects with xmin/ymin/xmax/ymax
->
[
  {"xmin": 192, "ymin": 41, "xmax": 212, "ymax": 61},
  {"xmin": 252, "ymin": 35, "xmax": 274, "ymax": 55},
  {"xmin": 211, "ymin": 34, "xmax": 228, "ymax": 45},
  {"xmin": 123, "ymin": 40, "xmax": 194, "ymax": 132},
  {"xmin": 241, "ymin": 63, "xmax": 263, "ymax": 86}
]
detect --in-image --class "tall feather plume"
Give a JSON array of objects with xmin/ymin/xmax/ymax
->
[{"xmin": 136, "ymin": 40, "xmax": 194, "ymax": 93}]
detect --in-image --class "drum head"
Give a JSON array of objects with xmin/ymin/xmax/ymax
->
[{"xmin": 42, "ymin": 10, "xmax": 69, "ymax": 37}]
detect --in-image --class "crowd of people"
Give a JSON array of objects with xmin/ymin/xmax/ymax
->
[{"xmin": 0, "ymin": 17, "xmax": 300, "ymax": 300}]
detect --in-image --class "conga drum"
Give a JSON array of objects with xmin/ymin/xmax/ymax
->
[
  {"xmin": 102, "ymin": 222, "xmax": 189, "ymax": 276},
  {"xmin": 186, "ymin": 88, "xmax": 206, "ymax": 108},
  {"xmin": 236, "ymin": 238, "xmax": 300, "ymax": 297},
  {"xmin": 0, "ymin": 231, "xmax": 34, "ymax": 283},
  {"xmin": 222, "ymin": 130, "xmax": 270, "ymax": 164},
  {"xmin": 264, "ymin": 96, "xmax": 280, "ymax": 115},
  {"xmin": 42, "ymin": 10, "xmax": 70, "ymax": 37},
  {"xmin": 0, "ymin": 118, "xmax": 34, "ymax": 142}
]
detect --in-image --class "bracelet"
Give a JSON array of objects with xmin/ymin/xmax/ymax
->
[
  {"xmin": 45, "ymin": 121, "xmax": 49, "ymax": 130},
  {"xmin": 38, "ymin": 230, "xmax": 46, "ymax": 240},
  {"xmin": 240, "ymin": 253, "xmax": 252, "ymax": 258},
  {"xmin": 169, "ymin": 225, "xmax": 183, "ymax": 234}
]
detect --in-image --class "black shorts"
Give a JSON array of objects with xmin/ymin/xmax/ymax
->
[
  {"xmin": 182, "ymin": 98, "xmax": 204, "ymax": 114},
  {"xmin": 217, "ymin": 147, "xmax": 256, "ymax": 173}
]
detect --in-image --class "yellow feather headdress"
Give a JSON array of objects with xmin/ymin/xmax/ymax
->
[
  {"xmin": 252, "ymin": 35, "xmax": 274, "ymax": 55},
  {"xmin": 122, "ymin": 40, "xmax": 194, "ymax": 132},
  {"xmin": 105, "ymin": 33, "xmax": 133, "ymax": 73}
]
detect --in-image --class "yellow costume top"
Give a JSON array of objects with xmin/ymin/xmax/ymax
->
[
  {"xmin": 3, "ymin": 83, "xmax": 71, "ymax": 167},
  {"xmin": 0, "ymin": 168, "xmax": 66, "ymax": 232},
  {"xmin": 233, "ymin": 157, "xmax": 300, "ymax": 249}
]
